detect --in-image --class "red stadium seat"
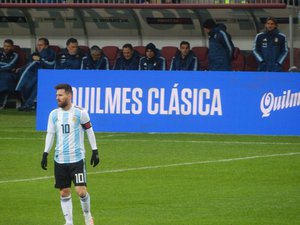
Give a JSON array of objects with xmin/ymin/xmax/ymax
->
[
  {"xmin": 282, "ymin": 51, "xmax": 290, "ymax": 72},
  {"xmin": 232, "ymin": 47, "xmax": 245, "ymax": 71},
  {"xmin": 192, "ymin": 46, "xmax": 209, "ymax": 71},
  {"xmin": 102, "ymin": 45, "xmax": 120, "ymax": 69},
  {"xmin": 294, "ymin": 48, "xmax": 300, "ymax": 68},
  {"xmin": 49, "ymin": 45, "xmax": 62, "ymax": 55},
  {"xmin": 133, "ymin": 45, "xmax": 146, "ymax": 57},
  {"xmin": 79, "ymin": 45, "xmax": 90, "ymax": 54},
  {"xmin": 13, "ymin": 45, "xmax": 27, "ymax": 69},
  {"xmin": 160, "ymin": 46, "xmax": 178, "ymax": 70},
  {"xmin": 245, "ymin": 53, "xmax": 258, "ymax": 72}
]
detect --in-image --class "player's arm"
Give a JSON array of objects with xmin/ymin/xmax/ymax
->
[
  {"xmin": 41, "ymin": 112, "xmax": 55, "ymax": 170},
  {"xmin": 81, "ymin": 111, "xmax": 100, "ymax": 167}
]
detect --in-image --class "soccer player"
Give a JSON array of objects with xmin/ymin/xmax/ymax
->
[{"xmin": 40, "ymin": 83, "xmax": 100, "ymax": 225}]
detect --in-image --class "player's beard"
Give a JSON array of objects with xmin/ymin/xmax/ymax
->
[{"xmin": 58, "ymin": 99, "xmax": 68, "ymax": 109}]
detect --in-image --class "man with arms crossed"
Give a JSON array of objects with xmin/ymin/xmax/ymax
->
[{"xmin": 41, "ymin": 83, "xmax": 100, "ymax": 225}]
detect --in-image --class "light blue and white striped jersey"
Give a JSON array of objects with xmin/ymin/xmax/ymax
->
[{"xmin": 47, "ymin": 105, "xmax": 91, "ymax": 164}]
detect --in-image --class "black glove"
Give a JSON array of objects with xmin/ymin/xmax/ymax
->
[
  {"xmin": 90, "ymin": 149, "xmax": 100, "ymax": 167},
  {"xmin": 41, "ymin": 152, "xmax": 48, "ymax": 170}
]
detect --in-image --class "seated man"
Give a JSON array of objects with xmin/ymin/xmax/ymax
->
[
  {"xmin": 16, "ymin": 37, "xmax": 56, "ymax": 111},
  {"xmin": 81, "ymin": 45, "xmax": 109, "ymax": 70},
  {"xmin": 0, "ymin": 39, "xmax": 19, "ymax": 109},
  {"xmin": 170, "ymin": 41, "xmax": 199, "ymax": 71},
  {"xmin": 113, "ymin": 43, "xmax": 140, "ymax": 70},
  {"xmin": 139, "ymin": 43, "xmax": 166, "ymax": 71},
  {"xmin": 56, "ymin": 38, "xmax": 85, "ymax": 69}
]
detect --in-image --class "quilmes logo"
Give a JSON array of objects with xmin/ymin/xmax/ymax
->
[{"xmin": 260, "ymin": 90, "xmax": 300, "ymax": 117}]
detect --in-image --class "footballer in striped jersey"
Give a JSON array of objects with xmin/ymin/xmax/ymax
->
[{"xmin": 41, "ymin": 83, "xmax": 99, "ymax": 225}]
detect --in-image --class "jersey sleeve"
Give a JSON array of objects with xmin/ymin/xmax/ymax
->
[
  {"xmin": 80, "ymin": 109, "xmax": 92, "ymax": 129},
  {"xmin": 47, "ymin": 110, "xmax": 56, "ymax": 134},
  {"xmin": 80, "ymin": 109, "xmax": 98, "ymax": 150},
  {"xmin": 44, "ymin": 110, "xmax": 56, "ymax": 153}
]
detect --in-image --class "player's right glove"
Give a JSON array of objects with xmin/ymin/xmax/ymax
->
[
  {"xmin": 41, "ymin": 152, "xmax": 48, "ymax": 170},
  {"xmin": 90, "ymin": 149, "xmax": 100, "ymax": 167}
]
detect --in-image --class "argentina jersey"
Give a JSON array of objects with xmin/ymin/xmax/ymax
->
[{"xmin": 47, "ymin": 105, "xmax": 90, "ymax": 164}]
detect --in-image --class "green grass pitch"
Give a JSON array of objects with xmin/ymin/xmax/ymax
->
[{"xmin": 0, "ymin": 109, "xmax": 299, "ymax": 225}]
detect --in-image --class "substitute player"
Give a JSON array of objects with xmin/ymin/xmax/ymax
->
[{"xmin": 41, "ymin": 83, "xmax": 100, "ymax": 225}]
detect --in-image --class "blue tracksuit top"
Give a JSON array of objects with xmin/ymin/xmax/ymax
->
[
  {"xmin": 113, "ymin": 51, "xmax": 140, "ymax": 70},
  {"xmin": 56, "ymin": 49, "xmax": 85, "ymax": 69},
  {"xmin": 207, "ymin": 25, "xmax": 234, "ymax": 71},
  {"xmin": 169, "ymin": 51, "xmax": 198, "ymax": 71},
  {"xmin": 81, "ymin": 54, "xmax": 109, "ymax": 70},
  {"xmin": 139, "ymin": 51, "xmax": 166, "ymax": 71},
  {"xmin": 253, "ymin": 28, "xmax": 288, "ymax": 72}
]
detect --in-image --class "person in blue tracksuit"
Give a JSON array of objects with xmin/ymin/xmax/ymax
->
[
  {"xmin": 139, "ymin": 43, "xmax": 166, "ymax": 71},
  {"xmin": 16, "ymin": 37, "xmax": 56, "ymax": 111},
  {"xmin": 203, "ymin": 19, "xmax": 234, "ymax": 71},
  {"xmin": 113, "ymin": 43, "xmax": 140, "ymax": 70},
  {"xmin": 253, "ymin": 17, "xmax": 288, "ymax": 72},
  {"xmin": 170, "ymin": 41, "xmax": 199, "ymax": 71},
  {"xmin": 0, "ymin": 39, "xmax": 19, "ymax": 109},
  {"xmin": 81, "ymin": 45, "xmax": 109, "ymax": 70},
  {"xmin": 56, "ymin": 38, "xmax": 85, "ymax": 70}
]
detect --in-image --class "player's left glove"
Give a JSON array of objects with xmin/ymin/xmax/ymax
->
[
  {"xmin": 41, "ymin": 152, "xmax": 48, "ymax": 170},
  {"xmin": 90, "ymin": 149, "xmax": 100, "ymax": 167}
]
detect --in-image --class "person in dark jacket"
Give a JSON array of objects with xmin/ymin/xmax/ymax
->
[
  {"xmin": 253, "ymin": 17, "xmax": 288, "ymax": 72},
  {"xmin": 81, "ymin": 45, "xmax": 109, "ymax": 70},
  {"xmin": 203, "ymin": 19, "xmax": 234, "ymax": 71},
  {"xmin": 0, "ymin": 39, "xmax": 19, "ymax": 109},
  {"xmin": 139, "ymin": 43, "xmax": 166, "ymax": 70},
  {"xmin": 16, "ymin": 37, "xmax": 55, "ymax": 111},
  {"xmin": 170, "ymin": 41, "xmax": 199, "ymax": 71},
  {"xmin": 113, "ymin": 43, "xmax": 140, "ymax": 70},
  {"xmin": 56, "ymin": 38, "xmax": 85, "ymax": 70}
]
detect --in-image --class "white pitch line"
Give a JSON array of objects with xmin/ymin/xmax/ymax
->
[
  {"xmin": 0, "ymin": 152, "xmax": 299, "ymax": 185},
  {"xmin": 0, "ymin": 137, "xmax": 300, "ymax": 146}
]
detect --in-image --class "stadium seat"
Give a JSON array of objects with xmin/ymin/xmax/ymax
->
[
  {"xmin": 232, "ymin": 47, "xmax": 245, "ymax": 71},
  {"xmin": 79, "ymin": 45, "xmax": 90, "ymax": 54},
  {"xmin": 49, "ymin": 45, "xmax": 62, "ymax": 55},
  {"xmin": 282, "ymin": 51, "xmax": 290, "ymax": 72},
  {"xmin": 294, "ymin": 48, "xmax": 300, "ymax": 68},
  {"xmin": 102, "ymin": 46, "xmax": 120, "ymax": 69},
  {"xmin": 13, "ymin": 45, "xmax": 27, "ymax": 70},
  {"xmin": 244, "ymin": 53, "xmax": 258, "ymax": 72},
  {"xmin": 191, "ymin": 46, "xmax": 209, "ymax": 71},
  {"xmin": 133, "ymin": 45, "xmax": 146, "ymax": 57},
  {"xmin": 160, "ymin": 46, "xmax": 178, "ymax": 70}
]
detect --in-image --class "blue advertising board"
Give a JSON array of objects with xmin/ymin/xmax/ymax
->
[{"xmin": 37, "ymin": 70, "xmax": 300, "ymax": 135}]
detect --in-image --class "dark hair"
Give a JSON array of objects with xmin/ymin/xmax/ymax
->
[
  {"xmin": 55, "ymin": 83, "xmax": 73, "ymax": 94},
  {"xmin": 66, "ymin": 38, "xmax": 78, "ymax": 46},
  {"xmin": 4, "ymin": 39, "xmax": 14, "ymax": 46},
  {"xmin": 38, "ymin": 37, "xmax": 49, "ymax": 46},
  {"xmin": 180, "ymin": 41, "xmax": 190, "ymax": 48},
  {"xmin": 90, "ymin": 45, "xmax": 102, "ymax": 54},
  {"xmin": 122, "ymin": 43, "xmax": 133, "ymax": 50},
  {"xmin": 203, "ymin": 19, "xmax": 217, "ymax": 29},
  {"xmin": 265, "ymin": 16, "xmax": 278, "ymax": 26}
]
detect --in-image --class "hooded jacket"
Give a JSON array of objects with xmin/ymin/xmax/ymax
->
[{"xmin": 207, "ymin": 24, "xmax": 234, "ymax": 71}]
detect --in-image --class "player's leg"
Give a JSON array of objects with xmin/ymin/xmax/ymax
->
[
  {"xmin": 60, "ymin": 188, "xmax": 73, "ymax": 225},
  {"xmin": 55, "ymin": 162, "xmax": 73, "ymax": 225},
  {"xmin": 71, "ymin": 160, "xmax": 94, "ymax": 225}
]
